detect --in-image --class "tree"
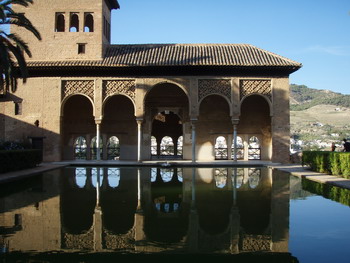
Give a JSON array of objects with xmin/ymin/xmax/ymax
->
[{"xmin": 0, "ymin": 0, "xmax": 41, "ymax": 94}]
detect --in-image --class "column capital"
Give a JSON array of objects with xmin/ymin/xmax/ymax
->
[
  {"xmin": 136, "ymin": 117, "xmax": 143, "ymax": 125},
  {"xmin": 95, "ymin": 118, "xmax": 102, "ymax": 125},
  {"xmin": 231, "ymin": 118, "xmax": 240, "ymax": 125}
]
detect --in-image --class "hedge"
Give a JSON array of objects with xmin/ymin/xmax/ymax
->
[
  {"xmin": 302, "ymin": 178, "xmax": 350, "ymax": 207},
  {"xmin": 0, "ymin": 149, "xmax": 42, "ymax": 173},
  {"xmin": 302, "ymin": 151, "xmax": 350, "ymax": 179}
]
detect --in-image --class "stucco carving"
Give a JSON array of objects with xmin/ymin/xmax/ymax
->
[
  {"xmin": 198, "ymin": 79, "xmax": 231, "ymax": 102},
  {"xmin": 62, "ymin": 80, "xmax": 94, "ymax": 101},
  {"xmin": 102, "ymin": 80, "xmax": 136, "ymax": 101},
  {"xmin": 240, "ymin": 80, "xmax": 271, "ymax": 100}
]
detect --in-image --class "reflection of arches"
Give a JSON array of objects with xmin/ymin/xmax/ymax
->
[
  {"xmin": 74, "ymin": 136, "xmax": 87, "ymax": 159},
  {"xmin": 248, "ymin": 136, "xmax": 261, "ymax": 160},
  {"xmin": 107, "ymin": 136, "xmax": 120, "ymax": 160},
  {"xmin": 214, "ymin": 168, "xmax": 228, "ymax": 188},
  {"xmin": 215, "ymin": 136, "xmax": 228, "ymax": 160},
  {"xmin": 61, "ymin": 168, "xmax": 95, "ymax": 234},
  {"xmin": 231, "ymin": 136, "xmax": 244, "ymax": 160}
]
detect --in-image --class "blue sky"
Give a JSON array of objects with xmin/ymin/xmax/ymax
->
[{"xmin": 111, "ymin": 0, "xmax": 350, "ymax": 94}]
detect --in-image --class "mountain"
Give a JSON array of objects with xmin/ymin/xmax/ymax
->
[
  {"xmin": 289, "ymin": 84, "xmax": 350, "ymax": 151},
  {"xmin": 290, "ymin": 84, "xmax": 350, "ymax": 111}
]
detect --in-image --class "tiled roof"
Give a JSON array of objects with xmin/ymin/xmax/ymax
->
[{"xmin": 26, "ymin": 44, "xmax": 302, "ymax": 69}]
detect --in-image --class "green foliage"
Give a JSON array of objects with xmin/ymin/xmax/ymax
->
[
  {"xmin": 0, "ymin": 149, "xmax": 42, "ymax": 173},
  {"xmin": 302, "ymin": 178, "xmax": 350, "ymax": 207},
  {"xmin": 290, "ymin": 84, "xmax": 350, "ymax": 111},
  {"xmin": 0, "ymin": 0, "xmax": 41, "ymax": 93},
  {"xmin": 303, "ymin": 151, "xmax": 350, "ymax": 179},
  {"xmin": 302, "ymin": 151, "xmax": 331, "ymax": 174}
]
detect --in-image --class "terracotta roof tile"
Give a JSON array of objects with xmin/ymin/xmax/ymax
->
[{"xmin": 26, "ymin": 44, "xmax": 302, "ymax": 69}]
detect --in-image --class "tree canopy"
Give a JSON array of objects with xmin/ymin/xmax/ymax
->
[{"xmin": 0, "ymin": 0, "xmax": 41, "ymax": 94}]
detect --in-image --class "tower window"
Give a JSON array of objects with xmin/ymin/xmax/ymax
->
[
  {"xmin": 55, "ymin": 13, "xmax": 65, "ymax": 32},
  {"xmin": 70, "ymin": 13, "xmax": 79, "ymax": 32},
  {"xmin": 84, "ymin": 13, "xmax": 94, "ymax": 32},
  {"xmin": 14, "ymin": 101, "xmax": 22, "ymax": 115},
  {"xmin": 78, "ymin": 43, "xmax": 86, "ymax": 54}
]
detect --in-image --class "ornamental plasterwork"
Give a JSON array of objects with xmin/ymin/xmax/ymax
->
[
  {"xmin": 102, "ymin": 80, "xmax": 136, "ymax": 102},
  {"xmin": 240, "ymin": 80, "xmax": 271, "ymax": 101},
  {"xmin": 198, "ymin": 79, "xmax": 231, "ymax": 102},
  {"xmin": 62, "ymin": 80, "xmax": 94, "ymax": 101}
]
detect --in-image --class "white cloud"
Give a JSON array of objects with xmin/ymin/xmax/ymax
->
[{"xmin": 304, "ymin": 45, "xmax": 350, "ymax": 56}]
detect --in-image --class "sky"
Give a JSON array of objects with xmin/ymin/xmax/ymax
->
[{"xmin": 111, "ymin": 0, "xmax": 350, "ymax": 95}]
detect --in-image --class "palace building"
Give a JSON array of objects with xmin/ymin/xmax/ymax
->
[{"xmin": 0, "ymin": 0, "xmax": 302, "ymax": 163}]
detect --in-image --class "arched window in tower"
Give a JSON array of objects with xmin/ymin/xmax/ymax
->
[
  {"xmin": 84, "ymin": 13, "xmax": 94, "ymax": 32},
  {"xmin": 55, "ymin": 13, "xmax": 65, "ymax": 32},
  {"xmin": 215, "ymin": 136, "xmax": 228, "ymax": 160},
  {"xmin": 74, "ymin": 136, "xmax": 87, "ymax": 159},
  {"xmin": 248, "ymin": 136, "xmax": 261, "ymax": 160},
  {"xmin": 107, "ymin": 136, "xmax": 120, "ymax": 160},
  {"xmin": 69, "ymin": 13, "xmax": 79, "ymax": 32}
]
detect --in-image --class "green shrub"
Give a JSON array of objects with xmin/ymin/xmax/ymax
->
[
  {"xmin": 302, "ymin": 151, "xmax": 331, "ymax": 174},
  {"xmin": 303, "ymin": 151, "xmax": 350, "ymax": 179},
  {"xmin": 339, "ymin": 153, "xmax": 350, "ymax": 179},
  {"xmin": 0, "ymin": 149, "xmax": 42, "ymax": 173}
]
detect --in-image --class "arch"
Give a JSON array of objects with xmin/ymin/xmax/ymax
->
[
  {"xmin": 240, "ymin": 94, "xmax": 273, "ymax": 117},
  {"xmin": 102, "ymin": 94, "xmax": 136, "ymax": 117},
  {"xmin": 91, "ymin": 136, "xmax": 103, "ymax": 160},
  {"xmin": 55, "ymin": 13, "xmax": 65, "ymax": 32},
  {"xmin": 62, "ymin": 95, "xmax": 95, "ymax": 160},
  {"xmin": 198, "ymin": 93, "xmax": 232, "ymax": 114},
  {"xmin": 61, "ymin": 94, "xmax": 95, "ymax": 117},
  {"xmin": 231, "ymin": 136, "xmax": 244, "ymax": 160},
  {"xmin": 215, "ymin": 136, "xmax": 228, "ymax": 160},
  {"xmin": 69, "ymin": 13, "xmax": 79, "ymax": 32},
  {"xmin": 248, "ymin": 136, "xmax": 261, "ymax": 160},
  {"xmin": 74, "ymin": 136, "xmax": 87, "ymax": 160},
  {"xmin": 144, "ymin": 81, "xmax": 190, "ymax": 107},
  {"xmin": 160, "ymin": 136, "xmax": 174, "ymax": 156},
  {"xmin": 177, "ymin": 136, "xmax": 183, "ymax": 157},
  {"xmin": 84, "ymin": 13, "xmax": 94, "ymax": 32},
  {"xmin": 107, "ymin": 136, "xmax": 120, "ymax": 160}
]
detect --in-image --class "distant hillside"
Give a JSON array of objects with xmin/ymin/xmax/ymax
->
[{"xmin": 290, "ymin": 84, "xmax": 350, "ymax": 110}]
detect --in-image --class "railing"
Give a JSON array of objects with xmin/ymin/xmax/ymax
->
[{"xmin": 215, "ymin": 147, "xmax": 228, "ymax": 160}]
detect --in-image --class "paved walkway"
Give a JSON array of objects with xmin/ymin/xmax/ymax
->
[
  {"xmin": 269, "ymin": 164, "xmax": 350, "ymax": 190},
  {"xmin": 1, "ymin": 161, "xmax": 350, "ymax": 190}
]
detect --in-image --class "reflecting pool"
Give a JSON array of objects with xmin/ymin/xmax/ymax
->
[{"xmin": 0, "ymin": 166, "xmax": 350, "ymax": 263}]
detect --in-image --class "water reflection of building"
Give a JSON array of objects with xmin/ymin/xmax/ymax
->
[{"xmin": 0, "ymin": 167, "xmax": 290, "ymax": 255}]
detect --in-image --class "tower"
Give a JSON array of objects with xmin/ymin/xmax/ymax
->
[{"xmin": 11, "ymin": 0, "xmax": 120, "ymax": 61}]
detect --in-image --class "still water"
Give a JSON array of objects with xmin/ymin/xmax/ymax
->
[{"xmin": 0, "ymin": 166, "xmax": 350, "ymax": 263}]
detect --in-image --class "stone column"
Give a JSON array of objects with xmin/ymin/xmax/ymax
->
[
  {"xmin": 95, "ymin": 120, "xmax": 102, "ymax": 160},
  {"xmin": 191, "ymin": 119, "xmax": 197, "ymax": 163},
  {"xmin": 136, "ymin": 118, "xmax": 143, "ymax": 162},
  {"xmin": 232, "ymin": 119, "xmax": 239, "ymax": 161}
]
